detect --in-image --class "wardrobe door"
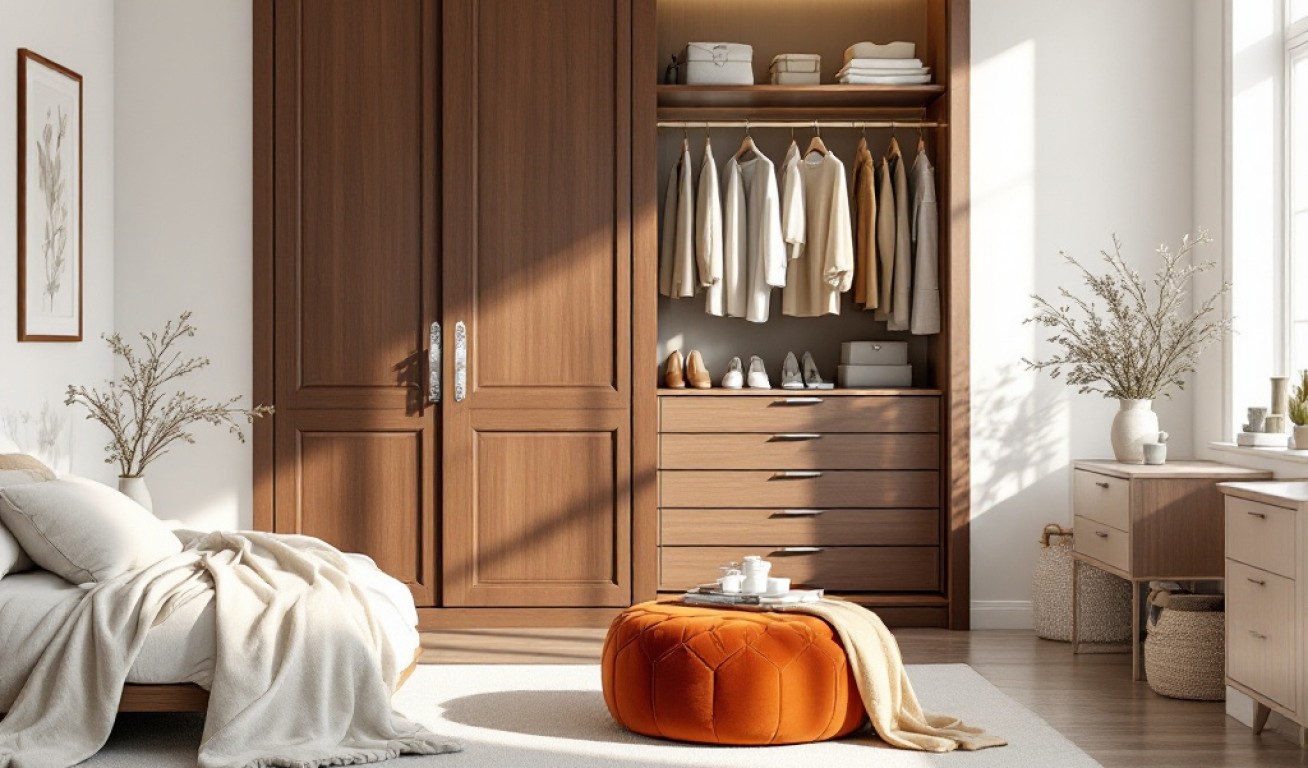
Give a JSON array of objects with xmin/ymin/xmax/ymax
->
[
  {"xmin": 269, "ymin": 0, "xmax": 439, "ymax": 605},
  {"xmin": 441, "ymin": 0, "xmax": 633, "ymax": 607}
]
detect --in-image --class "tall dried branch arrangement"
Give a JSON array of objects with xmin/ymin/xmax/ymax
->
[
  {"xmin": 1024, "ymin": 230, "xmax": 1231, "ymax": 400},
  {"xmin": 65, "ymin": 312, "xmax": 274, "ymax": 477}
]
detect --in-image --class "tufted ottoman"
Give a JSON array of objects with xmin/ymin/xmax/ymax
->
[{"xmin": 601, "ymin": 601, "xmax": 866, "ymax": 745}]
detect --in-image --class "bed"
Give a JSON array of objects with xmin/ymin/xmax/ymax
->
[{"xmin": 0, "ymin": 551, "xmax": 423, "ymax": 715}]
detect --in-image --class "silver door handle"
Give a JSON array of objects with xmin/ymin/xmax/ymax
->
[
  {"xmin": 1247, "ymin": 511, "xmax": 1267, "ymax": 519},
  {"xmin": 453, "ymin": 321, "xmax": 467, "ymax": 403},
  {"xmin": 1247, "ymin": 577, "xmax": 1266, "ymax": 586},
  {"xmin": 1095, "ymin": 481, "xmax": 1110, "ymax": 489},
  {"xmin": 777, "ymin": 397, "xmax": 823, "ymax": 405},
  {"xmin": 772, "ymin": 433, "xmax": 822, "ymax": 441},
  {"xmin": 1094, "ymin": 530, "xmax": 1109, "ymax": 538},
  {"xmin": 777, "ymin": 509, "xmax": 826, "ymax": 516},
  {"xmin": 774, "ymin": 471, "xmax": 822, "ymax": 479},
  {"xmin": 428, "ymin": 322, "xmax": 441, "ymax": 403},
  {"xmin": 774, "ymin": 546, "xmax": 823, "ymax": 554}
]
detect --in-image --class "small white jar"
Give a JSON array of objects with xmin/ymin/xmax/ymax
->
[{"xmin": 742, "ymin": 556, "xmax": 772, "ymax": 594}]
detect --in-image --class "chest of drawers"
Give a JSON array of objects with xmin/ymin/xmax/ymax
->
[
  {"xmin": 657, "ymin": 390, "xmax": 945, "ymax": 626},
  {"xmin": 1218, "ymin": 482, "xmax": 1308, "ymax": 745}
]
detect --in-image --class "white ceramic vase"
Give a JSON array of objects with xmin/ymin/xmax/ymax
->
[
  {"xmin": 1110, "ymin": 399, "xmax": 1159, "ymax": 464},
  {"xmin": 1295, "ymin": 425, "xmax": 1308, "ymax": 450},
  {"xmin": 118, "ymin": 476, "xmax": 153, "ymax": 512}
]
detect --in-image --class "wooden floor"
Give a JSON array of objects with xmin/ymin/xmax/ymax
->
[{"xmin": 421, "ymin": 628, "xmax": 1308, "ymax": 768}]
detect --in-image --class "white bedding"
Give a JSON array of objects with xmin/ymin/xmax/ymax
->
[{"xmin": 0, "ymin": 550, "xmax": 420, "ymax": 711}]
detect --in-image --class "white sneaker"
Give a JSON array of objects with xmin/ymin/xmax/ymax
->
[
  {"xmin": 801, "ymin": 351, "xmax": 834, "ymax": 389},
  {"xmin": 747, "ymin": 356, "xmax": 771, "ymax": 389},
  {"xmin": 722, "ymin": 357, "xmax": 744, "ymax": 389},
  {"xmin": 781, "ymin": 352, "xmax": 804, "ymax": 390}
]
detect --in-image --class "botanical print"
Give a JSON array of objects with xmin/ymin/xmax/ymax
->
[
  {"xmin": 2, "ymin": 401, "xmax": 72, "ymax": 473},
  {"xmin": 37, "ymin": 106, "xmax": 71, "ymax": 312}
]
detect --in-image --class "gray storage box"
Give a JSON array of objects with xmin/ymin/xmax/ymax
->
[
  {"xmin": 838, "ymin": 364, "xmax": 912, "ymax": 388},
  {"xmin": 840, "ymin": 341, "xmax": 909, "ymax": 366}
]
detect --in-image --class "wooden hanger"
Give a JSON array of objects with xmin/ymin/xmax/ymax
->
[
  {"xmin": 735, "ymin": 120, "xmax": 758, "ymax": 161},
  {"xmin": 917, "ymin": 124, "xmax": 926, "ymax": 154},
  {"xmin": 805, "ymin": 121, "xmax": 828, "ymax": 158}
]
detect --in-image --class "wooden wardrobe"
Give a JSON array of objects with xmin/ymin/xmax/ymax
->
[{"xmin": 253, "ymin": 0, "xmax": 970, "ymax": 629}]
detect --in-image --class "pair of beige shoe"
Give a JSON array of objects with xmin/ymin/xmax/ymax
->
[{"xmin": 664, "ymin": 350, "xmax": 712, "ymax": 389}]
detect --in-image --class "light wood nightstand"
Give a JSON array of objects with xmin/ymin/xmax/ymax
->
[{"xmin": 1070, "ymin": 460, "xmax": 1272, "ymax": 681}]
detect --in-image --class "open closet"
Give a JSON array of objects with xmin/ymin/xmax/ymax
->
[{"xmin": 253, "ymin": 0, "xmax": 969, "ymax": 628}]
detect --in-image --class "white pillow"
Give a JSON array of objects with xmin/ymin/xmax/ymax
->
[
  {"xmin": 0, "ymin": 480, "xmax": 182, "ymax": 584},
  {"xmin": 0, "ymin": 523, "xmax": 32, "ymax": 580}
]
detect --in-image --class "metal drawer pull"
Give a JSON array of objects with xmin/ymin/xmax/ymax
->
[
  {"xmin": 775, "ymin": 547, "xmax": 824, "ymax": 554},
  {"xmin": 777, "ymin": 509, "xmax": 826, "ymax": 516},
  {"xmin": 428, "ymin": 321, "xmax": 441, "ymax": 403},
  {"xmin": 772, "ymin": 433, "xmax": 822, "ymax": 441},
  {"xmin": 774, "ymin": 471, "xmax": 823, "ymax": 479},
  {"xmin": 777, "ymin": 397, "xmax": 824, "ymax": 405},
  {"xmin": 1095, "ymin": 481, "xmax": 1110, "ymax": 489},
  {"xmin": 1248, "ymin": 629, "xmax": 1268, "ymax": 640},
  {"xmin": 1094, "ymin": 530, "xmax": 1109, "ymax": 538},
  {"xmin": 1247, "ymin": 577, "xmax": 1266, "ymax": 586},
  {"xmin": 1247, "ymin": 511, "xmax": 1267, "ymax": 520},
  {"xmin": 453, "ymin": 321, "xmax": 468, "ymax": 402}
]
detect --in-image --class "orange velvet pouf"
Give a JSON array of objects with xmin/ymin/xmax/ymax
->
[{"xmin": 601, "ymin": 601, "xmax": 866, "ymax": 745}]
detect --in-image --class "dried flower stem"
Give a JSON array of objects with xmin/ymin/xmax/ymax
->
[{"xmin": 65, "ymin": 312, "xmax": 273, "ymax": 477}]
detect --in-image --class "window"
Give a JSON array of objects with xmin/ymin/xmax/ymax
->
[{"xmin": 1288, "ymin": 11, "xmax": 1308, "ymax": 377}]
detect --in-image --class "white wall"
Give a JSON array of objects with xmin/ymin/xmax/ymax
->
[
  {"xmin": 970, "ymin": 0, "xmax": 1201, "ymax": 628},
  {"xmin": 114, "ymin": 0, "xmax": 254, "ymax": 529},
  {"xmin": 0, "ymin": 0, "xmax": 116, "ymax": 482}
]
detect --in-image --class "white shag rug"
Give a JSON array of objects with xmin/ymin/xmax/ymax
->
[{"xmin": 80, "ymin": 663, "xmax": 1100, "ymax": 767}]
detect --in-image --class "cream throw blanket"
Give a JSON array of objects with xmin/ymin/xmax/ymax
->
[
  {"xmin": 0, "ymin": 531, "xmax": 460, "ymax": 768},
  {"xmin": 789, "ymin": 599, "xmax": 1007, "ymax": 752}
]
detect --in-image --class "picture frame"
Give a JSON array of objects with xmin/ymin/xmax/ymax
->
[{"xmin": 17, "ymin": 48, "xmax": 82, "ymax": 342}]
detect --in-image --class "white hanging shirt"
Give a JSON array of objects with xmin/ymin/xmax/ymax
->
[
  {"xmin": 780, "ymin": 141, "xmax": 806, "ymax": 262},
  {"xmin": 658, "ymin": 143, "xmax": 697, "ymax": 298},
  {"xmin": 695, "ymin": 141, "xmax": 723, "ymax": 291},
  {"xmin": 782, "ymin": 151, "xmax": 854, "ymax": 317},
  {"xmin": 713, "ymin": 151, "xmax": 786, "ymax": 322}
]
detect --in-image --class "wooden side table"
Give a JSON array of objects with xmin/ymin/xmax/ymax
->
[{"xmin": 1070, "ymin": 460, "xmax": 1272, "ymax": 681}]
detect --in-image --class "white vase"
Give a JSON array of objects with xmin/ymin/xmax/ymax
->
[
  {"xmin": 1110, "ymin": 399, "xmax": 1159, "ymax": 464},
  {"xmin": 1295, "ymin": 425, "xmax": 1308, "ymax": 450},
  {"xmin": 118, "ymin": 476, "xmax": 153, "ymax": 512}
]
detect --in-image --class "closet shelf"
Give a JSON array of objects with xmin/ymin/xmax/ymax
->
[
  {"xmin": 657, "ymin": 84, "xmax": 946, "ymax": 117},
  {"xmin": 658, "ymin": 388, "xmax": 943, "ymax": 397}
]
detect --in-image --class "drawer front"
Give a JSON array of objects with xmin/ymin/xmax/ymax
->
[
  {"xmin": 659, "ymin": 396, "xmax": 939, "ymax": 434},
  {"xmin": 659, "ymin": 546, "xmax": 940, "ymax": 592},
  {"xmin": 660, "ymin": 433, "xmax": 940, "ymax": 470},
  {"xmin": 1073, "ymin": 515, "xmax": 1130, "ymax": 572},
  {"xmin": 1226, "ymin": 560, "xmax": 1297, "ymax": 712},
  {"xmin": 660, "ymin": 508, "xmax": 940, "ymax": 546},
  {"xmin": 1226, "ymin": 498, "xmax": 1297, "ymax": 579},
  {"xmin": 1073, "ymin": 470, "xmax": 1131, "ymax": 531},
  {"xmin": 660, "ymin": 470, "xmax": 939, "ymax": 509}
]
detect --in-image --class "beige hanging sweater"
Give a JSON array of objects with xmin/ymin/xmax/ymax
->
[
  {"xmin": 658, "ymin": 143, "xmax": 697, "ymax": 298},
  {"xmin": 851, "ymin": 137, "xmax": 878, "ymax": 309},
  {"xmin": 782, "ymin": 151, "xmax": 854, "ymax": 317}
]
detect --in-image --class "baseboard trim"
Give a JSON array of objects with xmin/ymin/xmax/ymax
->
[{"xmin": 969, "ymin": 600, "xmax": 1033, "ymax": 629}]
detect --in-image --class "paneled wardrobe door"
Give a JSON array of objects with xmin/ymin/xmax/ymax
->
[
  {"xmin": 267, "ymin": 0, "xmax": 440, "ymax": 606},
  {"xmin": 440, "ymin": 0, "xmax": 634, "ymax": 607}
]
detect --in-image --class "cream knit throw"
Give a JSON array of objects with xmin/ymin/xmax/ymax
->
[
  {"xmin": 789, "ymin": 599, "xmax": 1007, "ymax": 752},
  {"xmin": 0, "ymin": 531, "xmax": 460, "ymax": 768}
]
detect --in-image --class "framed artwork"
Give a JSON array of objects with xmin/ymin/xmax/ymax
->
[{"xmin": 17, "ymin": 48, "xmax": 82, "ymax": 342}]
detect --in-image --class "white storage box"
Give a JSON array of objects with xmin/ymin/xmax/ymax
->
[
  {"xmin": 841, "ymin": 341, "xmax": 908, "ymax": 366},
  {"xmin": 771, "ymin": 72, "xmax": 821, "ymax": 85},
  {"xmin": 838, "ymin": 364, "xmax": 912, "ymax": 388},
  {"xmin": 770, "ymin": 54, "xmax": 820, "ymax": 74},
  {"xmin": 680, "ymin": 43, "xmax": 754, "ymax": 85}
]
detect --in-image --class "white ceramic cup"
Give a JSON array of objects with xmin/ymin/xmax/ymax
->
[{"xmin": 1142, "ymin": 443, "xmax": 1167, "ymax": 465}]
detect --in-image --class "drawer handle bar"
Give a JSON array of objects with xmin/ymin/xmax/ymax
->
[
  {"xmin": 1094, "ymin": 530, "xmax": 1109, "ymax": 538},
  {"xmin": 777, "ymin": 397, "xmax": 824, "ymax": 406},
  {"xmin": 774, "ymin": 471, "xmax": 823, "ymax": 479},
  {"xmin": 774, "ymin": 547, "xmax": 824, "ymax": 554},
  {"xmin": 1095, "ymin": 481, "xmax": 1110, "ymax": 489},
  {"xmin": 1247, "ymin": 511, "xmax": 1267, "ymax": 519},
  {"xmin": 771, "ymin": 433, "xmax": 823, "ymax": 441},
  {"xmin": 1248, "ymin": 629, "xmax": 1268, "ymax": 640},
  {"xmin": 1247, "ymin": 577, "xmax": 1266, "ymax": 586},
  {"xmin": 777, "ymin": 509, "xmax": 827, "ymax": 516}
]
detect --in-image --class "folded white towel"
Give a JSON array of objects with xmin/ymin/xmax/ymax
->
[
  {"xmin": 838, "ymin": 66, "xmax": 929, "ymax": 78},
  {"xmin": 840, "ymin": 73, "xmax": 932, "ymax": 85},
  {"xmin": 845, "ymin": 57, "xmax": 924, "ymax": 70},
  {"xmin": 844, "ymin": 41, "xmax": 916, "ymax": 62}
]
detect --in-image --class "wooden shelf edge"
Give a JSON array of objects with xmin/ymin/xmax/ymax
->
[
  {"xmin": 657, "ymin": 387, "xmax": 943, "ymax": 396},
  {"xmin": 657, "ymin": 84, "xmax": 946, "ymax": 113}
]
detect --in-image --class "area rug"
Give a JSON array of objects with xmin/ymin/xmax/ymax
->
[{"xmin": 80, "ymin": 663, "xmax": 1100, "ymax": 767}]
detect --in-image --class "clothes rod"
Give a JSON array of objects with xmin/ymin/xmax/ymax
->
[{"xmin": 657, "ymin": 120, "xmax": 947, "ymax": 129}]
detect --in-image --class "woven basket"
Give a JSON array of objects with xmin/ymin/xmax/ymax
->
[
  {"xmin": 1032, "ymin": 524, "xmax": 1131, "ymax": 643},
  {"xmin": 1143, "ymin": 590, "xmax": 1225, "ymax": 701}
]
